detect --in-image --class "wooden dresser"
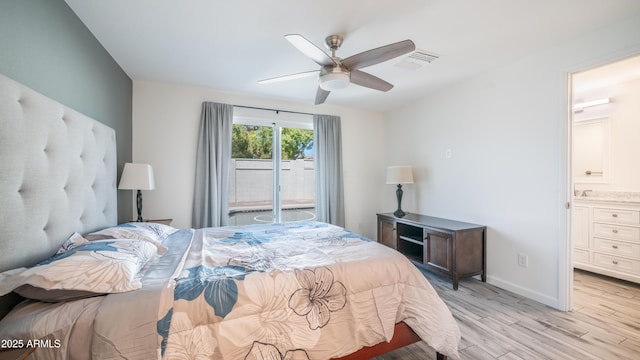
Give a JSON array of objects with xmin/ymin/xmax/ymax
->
[{"xmin": 377, "ymin": 213, "xmax": 486, "ymax": 289}]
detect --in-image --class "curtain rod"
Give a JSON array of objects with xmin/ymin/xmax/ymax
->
[{"xmin": 232, "ymin": 104, "xmax": 315, "ymax": 117}]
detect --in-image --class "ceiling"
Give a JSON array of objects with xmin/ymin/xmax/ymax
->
[
  {"xmin": 573, "ymin": 54, "xmax": 640, "ymax": 97},
  {"xmin": 64, "ymin": 0, "xmax": 640, "ymax": 112}
]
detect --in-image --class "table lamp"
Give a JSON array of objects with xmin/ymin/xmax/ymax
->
[
  {"xmin": 118, "ymin": 163, "xmax": 155, "ymax": 222},
  {"xmin": 386, "ymin": 165, "xmax": 413, "ymax": 218}
]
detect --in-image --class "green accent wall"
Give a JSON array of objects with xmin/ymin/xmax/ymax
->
[{"xmin": 0, "ymin": 0, "xmax": 133, "ymax": 223}]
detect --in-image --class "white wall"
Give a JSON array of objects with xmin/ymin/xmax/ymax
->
[
  {"xmin": 383, "ymin": 12, "xmax": 640, "ymax": 308},
  {"xmin": 132, "ymin": 81, "xmax": 386, "ymax": 239}
]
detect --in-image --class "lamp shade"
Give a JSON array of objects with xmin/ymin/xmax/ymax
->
[
  {"xmin": 118, "ymin": 163, "xmax": 155, "ymax": 190},
  {"xmin": 386, "ymin": 166, "xmax": 414, "ymax": 184}
]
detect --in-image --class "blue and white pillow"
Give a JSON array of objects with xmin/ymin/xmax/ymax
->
[
  {"xmin": 0, "ymin": 239, "xmax": 158, "ymax": 300},
  {"xmin": 85, "ymin": 222, "xmax": 177, "ymax": 255},
  {"xmin": 56, "ymin": 232, "xmax": 89, "ymax": 254}
]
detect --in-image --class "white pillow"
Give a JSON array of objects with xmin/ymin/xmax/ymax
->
[
  {"xmin": 85, "ymin": 222, "xmax": 177, "ymax": 255},
  {"xmin": 0, "ymin": 239, "xmax": 157, "ymax": 298}
]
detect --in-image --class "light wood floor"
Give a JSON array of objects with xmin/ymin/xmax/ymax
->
[{"xmin": 374, "ymin": 269, "xmax": 640, "ymax": 360}]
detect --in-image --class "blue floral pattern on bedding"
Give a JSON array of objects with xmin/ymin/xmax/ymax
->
[
  {"xmin": 174, "ymin": 265, "xmax": 248, "ymax": 317},
  {"xmin": 157, "ymin": 222, "xmax": 362, "ymax": 357},
  {"xmin": 154, "ymin": 221, "xmax": 462, "ymax": 360}
]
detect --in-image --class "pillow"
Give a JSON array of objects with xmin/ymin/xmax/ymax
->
[
  {"xmin": 0, "ymin": 239, "xmax": 158, "ymax": 301},
  {"xmin": 85, "ymin": 222, "xmax": 177, "ymax": 255},
  {"xmin": 56, "ymin": 232, "xmax": 89, "ymax": 254},
  {"xmin": 130, "ymin": 221, "xmax": 178, "ymax": 238},
  {"xmin": 9, "ymin": 232, "xmax": 95, "ymax": 302}
]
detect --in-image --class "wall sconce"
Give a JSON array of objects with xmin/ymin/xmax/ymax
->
[{"xmin": 386, "ymin": 165, "xmax": 414, "ymax": 218}]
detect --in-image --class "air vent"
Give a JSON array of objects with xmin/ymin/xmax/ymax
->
[
  {"xmin": 395, "ymin": 49, "xmax": 440, "ymax": 70},
  {"xmin": 409, "ymin": 50, "xmax": 439, "ymax": 63}
]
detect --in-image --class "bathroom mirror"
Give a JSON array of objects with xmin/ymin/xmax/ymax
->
[{"xmin": 572, "ymin": 117, "xmax": 610, "ymax": 183}]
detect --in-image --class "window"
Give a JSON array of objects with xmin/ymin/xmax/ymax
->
[{"xmin": 228, "ymin": 108, "xmax": 315, "ymax": 225}]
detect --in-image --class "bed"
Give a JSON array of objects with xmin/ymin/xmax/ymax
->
[{"xmin": 0, "ymin": 73, "xmax": 460, "ymax": 359}]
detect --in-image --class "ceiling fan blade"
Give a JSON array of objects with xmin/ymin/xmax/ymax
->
[
  {"xmin": 285, "ymin": 34, "xmax": 336, "ymax": 67},
  {"xmin": 258, "ymin": 70, "xmax": 319, "ymax": 84},
  {"xmin": 342, "ymin": 39, "xmax": 415, "ymax": 70},
  {"xmin": 315, "ymin": 87, "xmax": 330, "ymax": 105},
  {"xmin": 350, "ymin": 70, "xmax": 393, "ymax": 92}
]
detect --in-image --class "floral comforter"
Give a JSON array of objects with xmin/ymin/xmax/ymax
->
[{"xmin": 151, "ymin": 221, "xmax": 460, "ymax": 360}]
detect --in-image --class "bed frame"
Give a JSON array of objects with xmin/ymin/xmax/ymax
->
[
  {"xmin": 0, "ymin": 73, "xmax": 446, "ymax": 359},
  {"xmin": 333, "ymin": 322, "xmax": 446, "ymax": 360}
]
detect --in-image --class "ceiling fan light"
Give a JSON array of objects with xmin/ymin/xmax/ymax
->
[{"xmin": 319, "ymin": 72, "xmax": 350, "ymax": 91}]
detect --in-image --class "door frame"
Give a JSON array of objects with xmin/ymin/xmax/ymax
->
[
  {"xmin": 561, "ymin": 50, "xmax": 640, "ymax": 311},
  {"xmin": 232, "ymin": 113, "xmax": 313, "ymax": 224}
]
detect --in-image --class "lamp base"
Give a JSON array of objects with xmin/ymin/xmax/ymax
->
[
  {"xmin": 394, "ymin": 184, "xmax": 407, "ymax": 218},
  {"xmin": 136, "ymin": 189, "xmax": 143, "ymax": 222},
  {"xmin": 393, "ymin": 209, "xmax": 407, "ymax": 218}
]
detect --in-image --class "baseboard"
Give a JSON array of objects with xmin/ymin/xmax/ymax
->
[{"xmin": 486, "ymin": 275, "xmax": 559, "ymax": 309}]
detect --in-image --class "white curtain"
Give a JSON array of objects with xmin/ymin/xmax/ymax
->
[
  {"xmin": 192, "ymin": 102, "xmax": 233, "ymax": 228},
  {"xmin": 313, "ymin": 114, "xmax": 345, "ymax": 226}
]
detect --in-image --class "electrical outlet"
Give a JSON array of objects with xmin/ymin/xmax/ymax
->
[{"xmin": 518, "ymin": 253, "xmax": 528, "ymax": 268}]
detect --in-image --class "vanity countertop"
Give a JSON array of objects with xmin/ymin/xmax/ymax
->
[{"xmin": 574, "ymin": 191, "xmax": 640, "ymax": 204}]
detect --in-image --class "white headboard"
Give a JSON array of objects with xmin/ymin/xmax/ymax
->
[{"xmin": 0, "ymin": 73, "xmax": 117, "ymax": 274}]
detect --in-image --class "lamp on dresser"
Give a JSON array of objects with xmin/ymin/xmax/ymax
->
[
  {"xmin": 118, "ymin": 163, "xmax": 155, "ymax": 222},
  {"xmin": 386, "ymin": 165, "xmax": 414, "ymax": 218}
]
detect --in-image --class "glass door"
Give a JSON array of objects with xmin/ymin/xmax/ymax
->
[
  {"xmin": 229, "ymin": 114, "xmax": 314, "ymax": 225},
  {"xmin": 279, "ymin": 127, "xmax": 315, "ymax": 222},
  {"xmin": 228, "ymin": 123, "xmax": 274, "ymax": 225}
]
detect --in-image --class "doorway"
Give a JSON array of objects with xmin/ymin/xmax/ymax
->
[{"xmin": 567, "ymin": 54, "xmax": 640, "ymax": 309}]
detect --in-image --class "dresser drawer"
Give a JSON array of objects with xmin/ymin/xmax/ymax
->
[
  {"xmin": 593, "ymin": 252, "xmax": 640, "ymax": 273},
  {"xmin": 593, "ymin": 207, "xmax": 640, "ymax": 225},
  {"xmin": 573, "ymin": 248, "xmax": 590, "ymax": 264},
  {"xmin": 593, "ymin": 237, "xmax": 640, "ymax": 258},
  {"xmin": 592, "ymin": 222, "xmax": 640, "ymax": 243}
]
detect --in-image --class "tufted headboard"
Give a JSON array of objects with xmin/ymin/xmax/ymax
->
[{"xmin": 0, "ymin": 73, "xmax": 117, "ymax": 275}]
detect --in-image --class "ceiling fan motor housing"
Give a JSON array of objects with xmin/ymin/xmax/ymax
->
[{"xmin": 325, "ymin": 35, "xmax": 344, "ymax": 52}]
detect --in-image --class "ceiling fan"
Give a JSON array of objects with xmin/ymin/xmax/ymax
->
[{"xmin": 258, "ymin": 34, "xmax": 416, "ymax": 105}]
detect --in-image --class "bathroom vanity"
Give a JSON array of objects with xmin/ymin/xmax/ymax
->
[{"xmin": 573, "ymin": 192, "xmax": 640, "ymax": 283}]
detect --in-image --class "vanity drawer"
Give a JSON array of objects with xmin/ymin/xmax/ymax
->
[
  {"xmin": 592, "ymin": 222, "xmax": 640, "ymax": 243},
  {"xmin": 593, "ymin": 237, "xmax": 640, "ymax": 258},
  {"xmin": 593, "ymin": 207, "xmax": 640, "ymax": 225},
  {"xmin": 593, "ymin": 252, "xmax": 640, "ymax": 273},
  {"xmin": 573, "ymin": 248, "xmax": 590, "ymax": 264}
]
